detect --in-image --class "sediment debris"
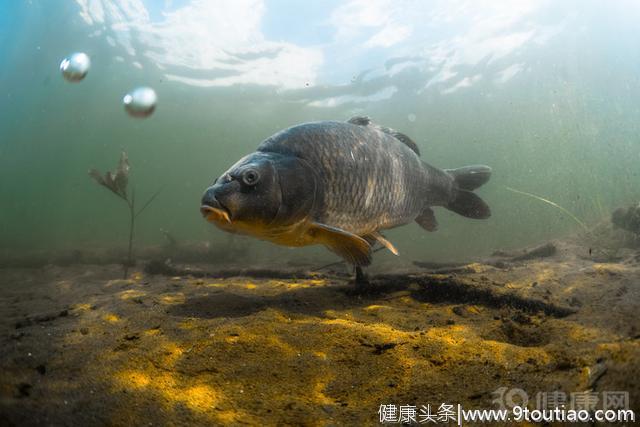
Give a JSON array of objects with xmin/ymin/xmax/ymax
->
[
  {"xmin": 491, "ymin": 242, "xmax": 557, "ymax": 261},
  {"xmin": 510, "ymin": 242, "xmax": 557, "ymax": 261},
  {"xmin": 413, "ymin": 242, "xmax": 557, "ymax": 275},
  {"xmin": 371, "ymin": 273, "xmax": 576, "ymax": 318},
  {"xmin": 14, "ymin": 309, "xmax": 69, "ymax": 329},
  {"xmin": 144, "ymin": 258, "xmax": 322, "ymax": 280}
]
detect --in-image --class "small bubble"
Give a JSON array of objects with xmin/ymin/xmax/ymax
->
[
  {"xmin": 60, "ymin": 52, "xmax": 91, "ymax": 82},
  {"xmin": 123, "ymin": 86, "xmax": 157, "ymax": 118},
  {"xmin": 408, "ymin": 113, "xmax": 416, "ymax": 122}
]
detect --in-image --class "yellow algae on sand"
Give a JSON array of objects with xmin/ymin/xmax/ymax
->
[
  {"xmin": 55, "ymin": 280, "xmax": 72, "ymax": 291},
  {"xmin": 143, "ymin": 328, "xmax": 161, "ymax": 337},
  {"xmin": 592, "ymin": 263, "xmax": 627, "ymax": 275},
  {"xmin": 160, "ymin": 293, "xmax": 185, "ymax": 304},
  {"xmin": 310, "ymin": 374, "xmax": 336, "ymax": 405},
  {"xmin": 105, "ymin": 279, "xmax": 135, "ymax": 287},
  {"xmin": 284, "ymin": 281, "xmax": 312, "ymax": 289},
  {"xmin": 160, "ymin": 343, "xmax": 184, "ymax": 365},
  {"xmin": 313, "ymin": 351, "xmax": 328, "ymax": 360},
  {"xmin": 465, "ymin": 262, "xmax": 491, "ymax": 273},
  {"xmin": 182, "ymin": 385, "xmax": 219, "ymax": 410},
  {"xmin": 179, "ymin": 319, "xmax": 198, "ymax": 330},
  {"xmin": 206, "ymin": 283, "xmax": 226, "ymax": 288},
  {"xmin": 117, "ymin": 370, "xmax": 151, "ymax": 388},
  {"xmin": 114, "ymin": 369, "xmax": 226, "ymax": 416},
  {"xmin": 102, "ymin": 313, "xmax": 120, "ymax": 323},
  {"xmin": 71, "ymin": 303, "xmax": 93, "ymax": 312},
  {"xmin": 118, "ymin": 289, "xmax": 146, "ymax": 300},
  {"xmin": 363, "ymin": 304, "xmax": 390, "ymax": 311}
]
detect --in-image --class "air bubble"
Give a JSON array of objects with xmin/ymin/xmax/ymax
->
[
  {"xmin": 60, "ymin": 52, "xmax": 91, "ymax": 82},
  {"xmin": 123, "ymin": 87, "xmax": 157, "ymax": 118}
]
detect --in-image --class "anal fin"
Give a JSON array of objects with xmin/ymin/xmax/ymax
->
[
  {"xmin": 308, "ymin": 223, "xmax": 372, "ymax": 266},
  {"xmin": 416, "ymin": 207, "xmax": 438, "ymax": 232},
  {"xmin": 364, "ymin": 231, "xmax": 399, "ymax": 256}
]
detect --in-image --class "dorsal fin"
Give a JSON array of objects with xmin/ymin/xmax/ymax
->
[
  {"xmin": 347, "ymin": 116, "xmax": 372, "ymax": 126},
  {"xmin": 380, "ymin": 127, "xmax": 420, "ymax": 155},
  {"xmin": 347, "ymin": 116, "xmax": 420, "ymax": 156}
]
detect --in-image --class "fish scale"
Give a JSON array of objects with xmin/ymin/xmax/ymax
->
[{"xmin": 259, "ymin": 121, "xmax": 428, "ymax": 235}]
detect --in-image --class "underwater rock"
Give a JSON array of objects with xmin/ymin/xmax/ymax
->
[{"xmin": 612, "ymin": 203, "xmax": 640, "ymax": 234}]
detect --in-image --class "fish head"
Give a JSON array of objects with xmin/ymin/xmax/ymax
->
[{"xmin": 201, "ymin": 151, "xmax": 316, "ymax": 236}]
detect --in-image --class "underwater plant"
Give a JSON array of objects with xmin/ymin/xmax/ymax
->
[
  {"xmin": 89, "ymin": 151, "xmax": 161, "ymax": 278},
  {"xmin": 505, "ymin": 186, "xmax": 589, "ymax": 233}
]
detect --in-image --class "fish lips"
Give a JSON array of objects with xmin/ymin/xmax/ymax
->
[{"xmin": 200, "ymin": 197, "xmax": 232, "ymax": 224}]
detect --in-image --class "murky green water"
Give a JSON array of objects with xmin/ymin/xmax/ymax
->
[{"xmin": 1, "ymin": 0, "xmax": 639, "ymax": 264}]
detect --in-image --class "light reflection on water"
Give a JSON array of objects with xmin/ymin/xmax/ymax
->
[{"xmin": 74, "ymin": 0, "xmax": 559, "ymax": 95}]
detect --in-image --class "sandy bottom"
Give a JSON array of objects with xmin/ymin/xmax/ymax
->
[{"xmin": 0, "ymin": 238, "xmax": 639, "ymax": 425}]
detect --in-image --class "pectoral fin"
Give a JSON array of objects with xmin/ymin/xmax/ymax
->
[
  {"xmin": 308, "ymin": 223, "xmax": 372, "ymax": 266},
  {"xmin": 416, "ymin": 207, "xmax": 438, "ymax": 232},
  {"xmin": 364, "ymin": 232, "xmax": 399, "ymax": 256}
]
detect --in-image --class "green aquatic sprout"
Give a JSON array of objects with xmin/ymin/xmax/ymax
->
[{"xmin": 89, "ymin": 151, "xmax": 161, "ymax": 278}]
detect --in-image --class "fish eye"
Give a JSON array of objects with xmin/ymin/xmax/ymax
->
[{"xmin": 242, "ymin": 168, "xmax": 260, "ymax": 186}]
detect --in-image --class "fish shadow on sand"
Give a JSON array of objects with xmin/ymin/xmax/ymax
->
[{"xmin": 167, "ymin": 273, "xmax": 575, "ymax": 320}]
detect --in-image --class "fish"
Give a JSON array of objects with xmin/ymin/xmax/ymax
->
[{"xmin": 201, "ymin": 116, "xmax": 491, "ymax": 270}]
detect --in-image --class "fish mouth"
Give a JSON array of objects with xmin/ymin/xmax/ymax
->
[{"xmin": 200, "ymin": 201, "xmax": 232, "ymax": 224}]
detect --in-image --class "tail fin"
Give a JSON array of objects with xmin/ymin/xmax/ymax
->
[
  {"xmin": 445, "ymin": 165, "xmax": 492, "ymax": 219},
  {"xmin": 445, "ymin": 165, "xmax": 491, "ymax": 191}
]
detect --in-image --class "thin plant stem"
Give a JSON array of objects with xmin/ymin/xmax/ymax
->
[
  {"xmin": 135, "ymin": 187, "xmax": 163, "ymax": 219},
  {"xmin": 316, "ymin": 246, "xmax": 386, "ymax": 272},
  {"xmin": 124, "ymin": 189, "xmax": 136, "ymax": 279},
  {"xmin": 505, "ymin": 186, "xmax": 589, "ymax": 233},
  {"xmin": 90, "ymin": 153, "xmax": 161, "ymax": 279}
]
